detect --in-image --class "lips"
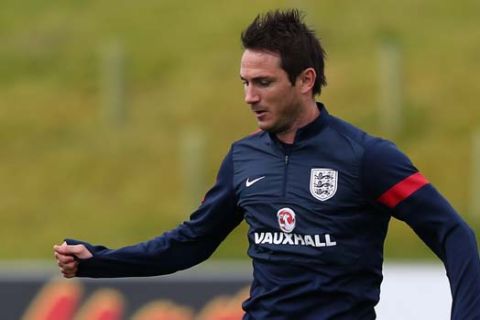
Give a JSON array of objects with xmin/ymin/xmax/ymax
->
[
  {"xmin": 252, "ymin": 107, "xmax": 267, "ymax": 115},
  {"xmin": 253, "ymin": 110, "xmax": 267, "ymax": 120}
]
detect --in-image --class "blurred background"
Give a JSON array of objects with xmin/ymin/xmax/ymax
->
[{"xmin": 0, "ymin": 0, "xmax": 479, "ymax": 318}]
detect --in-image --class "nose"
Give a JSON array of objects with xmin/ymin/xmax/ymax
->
[{"xmin": 244, "ymin": 85, "xmax": 260, "ymax": 104}]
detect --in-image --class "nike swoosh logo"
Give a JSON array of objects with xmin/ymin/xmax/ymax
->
[{"xmin": 246, "ymin": 176, "xmax": 265, "ymax": 187}]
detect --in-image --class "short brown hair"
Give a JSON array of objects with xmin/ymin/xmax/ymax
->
[{"xmin": 241, "ymin": 9, "xmax": 327, "ymax": 95}]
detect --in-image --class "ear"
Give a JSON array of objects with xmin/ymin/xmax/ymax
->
[{"xmin": 297, "ymin": 68, "xmax": 316, "ymax": 94}]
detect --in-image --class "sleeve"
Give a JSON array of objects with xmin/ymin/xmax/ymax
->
[
  {"xmin": 66, "ymin": 147, "xmax": 244, "ymax": 278},
  {"xmin": 361, "ymin": 139, "xmax": 480, "ymax": 319}
]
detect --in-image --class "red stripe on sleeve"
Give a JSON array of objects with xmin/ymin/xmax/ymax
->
[{"xmin": 377, "ymin": 172, "xmax": 429, "ymax": 208}]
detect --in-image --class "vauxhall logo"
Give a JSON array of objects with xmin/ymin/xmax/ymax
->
[
  {"xmin": 277, "ymin": 208, "xmax": 296, "ymax": 233},
  {"xmin": 254, "ymin": 207, "xmax": 337, "ymax": 248}
]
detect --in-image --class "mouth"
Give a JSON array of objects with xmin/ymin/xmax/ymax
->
[
  {"xmin": 253, "ymin": 110, "xmax": 268, "ymax": 122},
  {"xmin": 252, "ymin": 108, "xmax": 267, "ymax": 118}
]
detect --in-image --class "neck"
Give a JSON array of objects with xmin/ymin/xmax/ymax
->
[{"xmin": 276, "ymin": 100, "xmax": 319, "ymax": 144}]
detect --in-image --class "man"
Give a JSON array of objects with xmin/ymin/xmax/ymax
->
[{"xmin": 55, "ymin": 9, "xmax": 480, "ymax": 319}]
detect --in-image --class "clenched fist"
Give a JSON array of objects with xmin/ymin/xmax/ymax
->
[{"xmin": 53, "ymin": 241, "xmax": 93, "ymax": 278}]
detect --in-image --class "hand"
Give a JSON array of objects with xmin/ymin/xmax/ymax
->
[{"xmin": 53, "ymin": 241, "xmax": 93, "ymax": 278}]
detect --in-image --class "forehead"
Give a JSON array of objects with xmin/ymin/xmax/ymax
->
[{"xmin": 240, "ymin": 49, "xmax": 284, "ymax": 78}]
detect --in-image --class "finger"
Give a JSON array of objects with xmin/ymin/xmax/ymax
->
[
  {"xmin": 57, "ymin": 258, "xmax": 77, "ymax": 269},
  {"xmin": 55, "ymin": 253, "xmax": 76, "ymax": 264},
  {"xmin": 53, "ymin": 243, "xmax": 68, "ymax": 255},
  {"xmin": 62, "ymin": 262, "xmax": 78, "ymax": 277},
  {"xmin": 54, "ymin": 244, "xmax": 73, "ymax": 255},
  {"xmin": 59, "ymin": 261, "xmax": 78, "ymax": 277},
  {"xmin": 62, "ymin": 269, "xmax": 77, "ymax": 279},
  {"xmin": 53, "ymin": 241, "xmax": 67, "ymax": 249},
  {"xmin": 59, "ymin": 260, "xmax": 78, "ymax": 271},
  {"xmin": 54, "ymin": 244, "xmax": 92, "ymax": 259}
]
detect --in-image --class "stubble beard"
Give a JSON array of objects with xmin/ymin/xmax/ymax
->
[{"xmin": 266, "ymin": 101, "xmax": 303, "ymax": 137}]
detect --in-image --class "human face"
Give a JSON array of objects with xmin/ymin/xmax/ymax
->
[{"xmin": 240, "ymin": 49, "xmax": 303, "ymax": 135}]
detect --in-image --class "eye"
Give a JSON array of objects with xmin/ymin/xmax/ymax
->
[{"xmin": 258, "ymin": 79, "xmax": 271, "ymax": 87}]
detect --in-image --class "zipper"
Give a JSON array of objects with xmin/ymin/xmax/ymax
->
[{"xmin": 282, "ymin": 151, "xmax": 290, "ymax": 197}]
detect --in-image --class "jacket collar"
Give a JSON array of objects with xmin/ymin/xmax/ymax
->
[{"xmin": 264, "ymin": 102, "xmax": 330, "ymax": 147}]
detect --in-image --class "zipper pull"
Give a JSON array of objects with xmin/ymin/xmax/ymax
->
[{"xmin": 285, "ymin": 155, "xmax": 289, "ymax": 165}]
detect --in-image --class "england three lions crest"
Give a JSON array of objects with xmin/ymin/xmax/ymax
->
[{"xmin": 310, "ymin": 168, "xmax": 338, "ymax": 201}]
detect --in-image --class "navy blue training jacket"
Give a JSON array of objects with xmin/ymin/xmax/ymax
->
[{"xmin": 67, "ymin": 103, "xmax": 480, "ymax": 319}]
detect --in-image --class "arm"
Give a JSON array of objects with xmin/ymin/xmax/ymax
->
[
  {"xmin": 57, "ymin": 148, "xmax": 243, "ymax": 278},
  {"xmin": 362, "ymin": 139, "xmax": 480, "ymax": 319}
]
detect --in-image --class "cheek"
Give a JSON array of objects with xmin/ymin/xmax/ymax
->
[
  {"xmin": 273, "ymin": 89, "xmax": 296, "ymax": 112},
  {"xmin": 267, "ymin": 86, "xmax": 292, "ymax": 103}
]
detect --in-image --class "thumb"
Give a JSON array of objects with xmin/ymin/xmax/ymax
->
[
  {"xmin": 54, "ymin": 242, "xmax": 93, "ymax": 259},
  {"xmin": 68, "ymin": 244, "xmax": 93, "ymax": 259}
]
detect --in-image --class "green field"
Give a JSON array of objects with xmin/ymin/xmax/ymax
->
[{"xmin": 1, "ymin": 0, "xmax": 479, "ymax": 260}]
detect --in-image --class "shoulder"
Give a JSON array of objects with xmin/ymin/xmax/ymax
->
[
  {"xmin": 326, "ymin": 114, "xmax": 406, "ymax": 156},
  {"xmin": 324, "ymin": 114, "xmax": 382, "ymax": 158},
  {"xmin": 233, "ymin": 129, "xmax": 266, "ymax": 144},
  {"xmin": 324, "ymin": 113, "xmax": 419, "ymax": 193},
  {"xmin": 231, "ymin": 130, "xmax": 270, "ymax": 154}
]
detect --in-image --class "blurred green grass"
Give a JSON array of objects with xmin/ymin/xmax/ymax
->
[{"xmin": 0, "ymin": 0, "xmax": 479, "ymax": 260}]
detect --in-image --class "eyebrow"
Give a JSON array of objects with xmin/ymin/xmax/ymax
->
[{"xmin": 240, "ymin": 75, "xmax": 273, "ymax": 82}]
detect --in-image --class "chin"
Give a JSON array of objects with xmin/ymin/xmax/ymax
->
[
  {"xmin": 256, "ymin": 121, "xmax": 268, "ymax": 131},
  {"xmin": 257, "ymin": 120, "xmax": 282, "ymax": 133},
  {"xmin": 260, "ymin": 127, "xmax": 280, "ymax": 135}
]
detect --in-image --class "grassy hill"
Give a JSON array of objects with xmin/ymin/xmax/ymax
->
[{"xmin": 0, "ymin": 0, "xmax": 479, "ymax": 260}]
